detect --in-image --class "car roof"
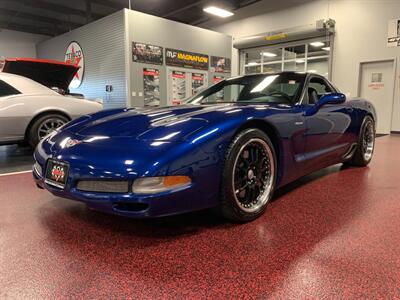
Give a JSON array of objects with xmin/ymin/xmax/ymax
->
[{"xmin": 0, "ymin": 72, "xmax": 57, "ymax": 96}]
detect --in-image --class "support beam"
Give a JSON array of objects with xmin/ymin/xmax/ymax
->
[
  {"xmin": 90, "ymin": 0, "xmax": 127, "ymax": 10},
  {"xmin": 0, "ymin": 20, "xmax": 52, "ymax": 36},
  {"xmin": 162, "ymin": 0, "xmax": 208, "ymax": 18},
  {"xmin": 0, "ymin": 8, "xmax": 83, "ymax": 29},
  {"xmin": 86, "ymin": 0, "xmax": 92, "ymax": 23},
  {"xmin": 11, "ymin": 0, "xmax": 104, "ymax": 20}
]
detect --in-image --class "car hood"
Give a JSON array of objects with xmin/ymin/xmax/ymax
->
[
  {"xmin": 70, "ymin": 105, "xmax": 226, "ymax": 141},
  {"xmin": 63, "ymin": 103, "xmax": 285, "ymax": 142},
  {"xmin": 2, "ymin": 58, "xmax": 79, "ymax": 91}
]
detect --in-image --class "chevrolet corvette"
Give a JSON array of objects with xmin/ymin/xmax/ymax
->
[{"xmin": 33, "ymin": 72, "xmax": 376, "ymax": 222}]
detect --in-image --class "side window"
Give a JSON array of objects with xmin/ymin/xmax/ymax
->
[
  {"xmin": 306, "ymin": 77, "xmax": 333, "ymax": 105},
  {"xmin": 0, "ymin": 80, "xmax": 21, "ymax": 97}
]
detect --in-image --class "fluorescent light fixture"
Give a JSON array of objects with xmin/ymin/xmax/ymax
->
[
  {"xmin": 295, "ymin": 59, "xmax": 305, "ymax": 63},
  {"xmin": 322, "ymin": 46, "xmax": 330, "ymax": 51},
  {"xmin": 261, "ymin": 52, "xmax": 277, "ymax": 57},
  {"xmin": 251, "ymin": 75, "xmax": 279, "ymax": 93},
  {"xmin": 247, "ymin": 62, "xmax": 258, "ymax": 66},
  {"xmin": 203, "ymin": 6, "xmax": 234, "ymax": 18},
  {"xmin": 310, "ymin": 41, "xmax": 325, "ymax": 47}
]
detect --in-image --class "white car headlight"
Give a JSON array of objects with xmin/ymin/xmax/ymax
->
[{"xmin": 132, "ymin": 176, "xmax": 191, "ymax": 194}]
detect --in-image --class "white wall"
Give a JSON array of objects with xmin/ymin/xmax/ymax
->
[
  {"xmin": 201, "ymin": 0, "xmax": 400, "ymax": 131},
  {"xmin": 0, "ymin": 29, "xmax": 48, "ymax": 58},
  {"xmin": 126, "ymin": 9, "xmax": 232, "ymax": 107},
  {"xmin": 36, "ymin": 11, "xmax": 127, "ymax": 108}
]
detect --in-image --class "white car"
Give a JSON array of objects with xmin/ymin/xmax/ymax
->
[{"xmin": 0, "ymin": 59, "xmax": 102, "ymax": 147}]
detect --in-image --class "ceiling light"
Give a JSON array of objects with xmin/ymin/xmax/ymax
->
[
  {"xmin": 322, "ymin": 46, "xmax": 330, "ymax": 51},
  {"xmin": 261, "ymin": 52, "xmax": 277, "ymax": 57},
  {"xmin": 295, "ymin": 59, "xmax": 305, "ymax": 63},
  {"xmin": 203, "ymin": 6, "xmax": 234, "ymax": 18},
  {"xmin": 247, "ymin": 62, "xmax": 258, "ymax": 66},
  {"xmin": 310, "ymin": 42, "xmax": 325, "ymax": 47}
]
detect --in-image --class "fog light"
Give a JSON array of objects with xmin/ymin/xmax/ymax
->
[{"xmin": 132, "ymin": 176, "xmax": 191, "ymax": 194}]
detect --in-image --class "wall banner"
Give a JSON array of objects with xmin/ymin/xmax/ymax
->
[
  {"xmin": 133, "ymin": 42, "xmax": 163, "ymax": 65},
  {"xmin": 387, "ymin": 18, "xmax": 400, "ymax": 47},
  {"xmin": 191, "ymin": 73, "xmax": 206, "ymax": 95},
  {"xmin": 171, "ymin": 70, "xmax": 186, "ymax": 105},
  {"xmin": 166, "ymin": 48, "xmax": 209, "ymax": 70},
  {"xmin": 143, "ymin": 68, "xmax": 160, "ymax": 106},
  {"xmin": 210, "ymin": 56, "xmax": 231, "ymax": 73},
  {"xmin": 65, "ymin": 41, "xmax": 84, "ymax": 89}
]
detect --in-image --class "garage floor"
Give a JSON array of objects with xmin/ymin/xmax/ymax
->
[{"xmin": 1, "ymin": 135, "xmax": 400, "ymax": 298}]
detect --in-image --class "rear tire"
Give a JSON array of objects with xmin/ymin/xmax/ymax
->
[
  {"xmin": 28, "ymin": 114, "xmax": 69, "ymax": 148},
  {"xmin": 348, "ymin": 116, "xmax": 375, "ymax": 167},
  {"xmin": 219, "ymin": 129, "xmax": 277, "ymax": 222}
]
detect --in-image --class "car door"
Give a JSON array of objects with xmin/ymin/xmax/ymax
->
[{"xmin": 302, "ymin": 75, "xmax": 352, "ymax": 169}]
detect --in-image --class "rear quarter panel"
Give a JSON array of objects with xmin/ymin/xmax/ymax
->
[{"xmin": 348, "ymin": 98, "xmax": 377, "ymax": 133}]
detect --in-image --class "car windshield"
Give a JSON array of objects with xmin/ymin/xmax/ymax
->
[{"xmin": 185, "ymin": 73, "xmax": 306, "ymax": 105}]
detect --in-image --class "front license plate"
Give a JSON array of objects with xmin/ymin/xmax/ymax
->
[{"xmin": 45, "ymin": 159, "xmax": 69, "ymax": 189}]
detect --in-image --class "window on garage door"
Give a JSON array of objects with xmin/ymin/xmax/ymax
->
[{"xmin": 241, "ymin": 37, "xmax": 332, "ymax": 79}]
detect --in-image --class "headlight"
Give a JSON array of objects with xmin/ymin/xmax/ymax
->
[{"xmin": 132, "ymin": 176, "xmax": 191, "ymax": 194}]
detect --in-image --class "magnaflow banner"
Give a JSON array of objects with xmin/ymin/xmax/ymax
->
[{"xmin": 165, "ymin": 48, "xmax": 209, "ymax": 70}]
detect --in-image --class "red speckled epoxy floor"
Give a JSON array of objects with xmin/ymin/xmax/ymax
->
[{"xmin": 1, "ymin": 135, "xmax": 400, "ymax": 299}]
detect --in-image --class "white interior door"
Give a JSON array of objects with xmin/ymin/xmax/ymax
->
[{"xmin": 359, "ymin": 60, "xmax": 395, "ymax": 134}]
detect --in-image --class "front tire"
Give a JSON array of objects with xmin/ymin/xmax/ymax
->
[
  {"xmin": 28, "ymin": 114, "xmax": 69, "ymax": 148},
  {"xmin": 219, "ymin": 129, "xmax": 277, "ymax": 222},
  {"xmin": 348, "ymin": 116, "xmax": 375, "ymax": 167}
]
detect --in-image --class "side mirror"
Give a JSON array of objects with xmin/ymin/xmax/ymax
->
[
  {"xmin": 317, "ymin": 93, "xmax": 346, "ymax": 107},
  {"xmin": 305, "ymin": 93, "xmax": 346, "ymax": 116}
]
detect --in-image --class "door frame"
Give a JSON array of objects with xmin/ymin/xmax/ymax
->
[{"xmin": 357, "ymin": 58, "xmax": 397, "ymax": 133}]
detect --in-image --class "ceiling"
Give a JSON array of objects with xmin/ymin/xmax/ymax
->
[{"xmin": 0, "ymin": 0, "xmax": 262, "ymax": 36}]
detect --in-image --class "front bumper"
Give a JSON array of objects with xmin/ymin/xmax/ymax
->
[
  {"xmin": 32, "ymin": 132, "xmax": 220, "ymax": 218},
  {"xmin": 33, "ymin": 166, "xmax": 215, "ymax": 218}
]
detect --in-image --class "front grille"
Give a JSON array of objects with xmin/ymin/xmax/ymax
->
[{"xmin": 76, "ymin": 180, "xmax": 129, "ymax": 193}]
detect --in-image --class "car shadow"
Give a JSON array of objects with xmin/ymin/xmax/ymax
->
[
  {"xmin": 272, "ymin": 163, "xmax": 350, "ymax": 200},
  {"xmin": 40, "ymin": 163, "xmax": 362, "ymax": 243}
]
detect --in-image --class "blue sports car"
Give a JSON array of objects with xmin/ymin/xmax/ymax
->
[{"xmin": 33, "ymin": 72, "xmax": 376, "ymax": 222}]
